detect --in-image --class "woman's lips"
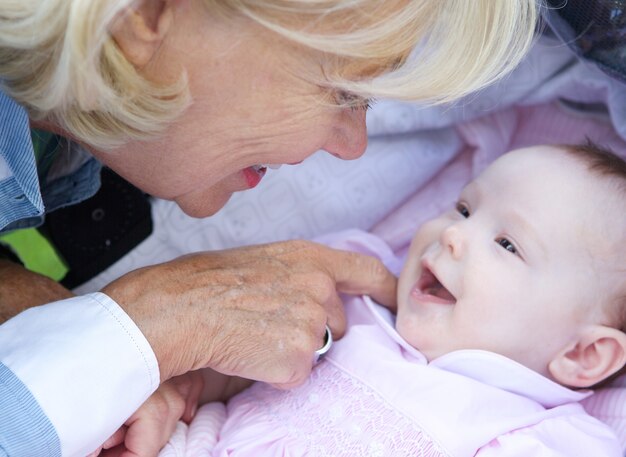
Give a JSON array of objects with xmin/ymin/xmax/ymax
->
[
  {"xmin": 241, "ymin": 161, "xmax": 302, "ymax": 189},
  {"xmin": 242, "ymin": 165, "xmax": 267, "ymax": 188}
]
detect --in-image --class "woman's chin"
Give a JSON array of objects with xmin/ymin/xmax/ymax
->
[{"xmin": 175, "ymin": 191, "xmax": 234, "ymax": 219}]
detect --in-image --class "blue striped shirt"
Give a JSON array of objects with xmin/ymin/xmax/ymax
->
[
  {"xmin": 0, "ymin": 363, "xmax": 60, "ymax": 456},
  {"xmin": 0, "ymin": 91, "xmax": 101, "ymax": 233},
  {"xmin": 0, "ymin": 90, "xmax": 102, "ymax": 455},
  {"xmin": 0, "ymin": 92, "xmax": 44, "ymax": 231}
]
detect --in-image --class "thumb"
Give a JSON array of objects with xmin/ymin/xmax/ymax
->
[{"xmin": 321, "ymin": 248, "xmax": 397, "ymax": 311}]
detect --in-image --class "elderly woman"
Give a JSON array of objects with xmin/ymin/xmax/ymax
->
[{"xmin": 0, "ymin": 0, "xmax": 537, "ymax": 455}]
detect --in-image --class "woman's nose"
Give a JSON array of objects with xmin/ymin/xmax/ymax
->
[
  {"xmin": 322, "ymin": 109, "xmax": 368, "ymax": 160},
  {"xmin": 440, "ymin": 224, "xmax": 465, "ymax": 260}
]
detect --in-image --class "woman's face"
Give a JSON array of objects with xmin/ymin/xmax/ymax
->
[{"xmin": 96, "ymin": 2, "xmax": 369, "ymax": 217}]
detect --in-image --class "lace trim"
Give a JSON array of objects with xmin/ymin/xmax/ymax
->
[{"xmin": 234, "ymin": 361, "xmax": 451, "ymax": 456}]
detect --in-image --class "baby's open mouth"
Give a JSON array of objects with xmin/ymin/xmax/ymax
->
[{"xmin": 416, "ymin": 267, "xmax": 456, "ymax": 304}]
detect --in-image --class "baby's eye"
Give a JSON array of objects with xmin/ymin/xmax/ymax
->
[
  {"xmin": 455, "ymin": 202, "xmax": 470, "ymax": 218},
  {"xmin": 496, "ymin": 237, "xmax": 517, "ymax": 255}
]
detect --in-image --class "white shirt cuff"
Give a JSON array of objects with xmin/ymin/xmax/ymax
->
[{"xmin": 0, "ymin": 292, "xmax": 160, "ymax": 457}]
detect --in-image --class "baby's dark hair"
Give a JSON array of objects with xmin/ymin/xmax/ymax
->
[
  {"xmin": 559, "ymin": 141, "xmax": 626, "ymax": 387},
  {"xmin": 562, "ymin": 140, "xmax": 626, "ymax": 190}
]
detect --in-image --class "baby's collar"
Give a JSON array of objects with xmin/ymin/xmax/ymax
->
[
  {"xmin": 361, "ymin": 295, "xmax": 592, "ymax": 408},
  {"xmin": 361, "ymin": 295, "xmax": 427, "ymax": 363}
]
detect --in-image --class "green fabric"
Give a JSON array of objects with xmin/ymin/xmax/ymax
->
[
  {"xmin": 0, "ymin": 130, "xmax": 68, "ymax": 280},
  {"xmin": 0, "ymin": 229, "xmax": 68, "ymax": 281}
]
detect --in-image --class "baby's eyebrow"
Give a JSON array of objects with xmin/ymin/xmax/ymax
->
[
  {"xmin": 460, "ymin": 181, "xmax": 480, "ymax": 200},
  {"xmin": 506, "ymin": 209, "xmax": 547, "ymax": 260},
  {"xmin": 466, "ymin": 179, "xmax": 548, "ymax": 259}
]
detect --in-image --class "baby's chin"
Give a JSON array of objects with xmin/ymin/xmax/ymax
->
[
  {"xmin": 395, "ymin": 314, "xmax": 423, "ymax": 347},
  {"xmin": 394, "ymin": 315, "xmax": 447, "ymax": 361}
]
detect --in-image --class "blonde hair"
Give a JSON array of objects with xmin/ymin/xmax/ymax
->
[{"xmin": 0, "ymin": 0, "xmax": 538, "ymax": 151}]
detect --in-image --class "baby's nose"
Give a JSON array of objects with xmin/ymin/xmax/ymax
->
[{"xmin": 441, "ymin": 224, "xmax": 465, "ymax": 260}]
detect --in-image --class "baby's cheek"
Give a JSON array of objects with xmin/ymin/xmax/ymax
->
[{"xmin": 416, "ymin": 217, "xmax": 450, "ymax": 245}]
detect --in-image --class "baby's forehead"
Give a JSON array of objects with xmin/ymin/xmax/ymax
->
[
  {"xmin": 484, "ymin": 145, "xmax": 586, "ymax": 178},
  {"xmin": 479, "ymin": 146, "xmax": 620, "ymax": 201},
  {"xmin": 470, "ymin": 148, "xmax": 592, "ymax": 203},
  {"xmin": 472, "ymin": 147, "xmax": 624, "ymax": 252}
]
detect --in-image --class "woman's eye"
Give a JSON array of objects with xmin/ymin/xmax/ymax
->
[
  {"xmin": 496, "ymin": 237, "xmax": 517, "ymax": 255},
  {"xmin": 335, "ymin": 91, "xmax": 373, "ymax": 111},
  {"xmin": 455, "ymin": 202, "xmax": 470, "ymax": 218}
]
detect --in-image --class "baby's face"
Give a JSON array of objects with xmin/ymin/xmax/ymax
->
[{"xmin": 397, "ymin": 146, "xmax": 623, "ymax": 375}]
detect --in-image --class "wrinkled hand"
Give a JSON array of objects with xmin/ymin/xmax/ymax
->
[
  {"xmin": 92, "ymin": 371, "xmax": 204, "ymax": 457},
  {"xmin": 102, "ymin": 240, "xmax": 397, "ymax": 389}
]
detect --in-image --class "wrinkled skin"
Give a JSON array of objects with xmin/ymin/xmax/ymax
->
[
  {"xmin": 3, "ymin": 1, "xmax": 398, "ymax": 455},
  {"xmin": 103, "ymin": 240, "xmax": 397, "ymax": 387},
  {"xmin": 2, "ymin": 241, "xmax": 396, "ymax": 457},
  {"xmin": 96, "ymin": 0, "xmax": 370, "ymax": 218}
]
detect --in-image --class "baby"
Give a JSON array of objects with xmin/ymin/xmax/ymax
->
[{"xmin": 128, "ymin": 143, "xmax": 626, "ymax": 456}]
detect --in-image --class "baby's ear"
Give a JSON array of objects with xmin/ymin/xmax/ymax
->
[{"xmin": 548, "ymin": 326, "xmax": 626, "ymax": 388}]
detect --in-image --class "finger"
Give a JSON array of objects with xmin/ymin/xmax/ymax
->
[
  {"xmin": 121, "ymin": 409, "xmax": 181, "ymax": 457},
  {"xmin": 86, "ymin": 446, "xmax": 103, "ymax": 457},
  {"xmin": 99, "ymin": 445, "xmax": 125, "ymax": 457},
  {"xmin": 322, "ymin": 289, "xmax": 346, "ymax": 339},
  {"xmin": 271, "ymin": 377, "xmax": 309, "ymax": 391},
  {"xmin": 319, "ymin": 248, "xmax": 398, "ymax": 310},
  {"xmin": 120, "ymin": 385, "xmax": 186, "ymax": 457},
  {"xmin": 313, "ymin": 324, "xmax": 333, "ymax": 361},
  {"xmin": 172, "ymin": 371, "xmax": 204, "ymax": 423},
  {"xmin": 103, "ymin": 427, "xmax": 127, "ymax": 450}
]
